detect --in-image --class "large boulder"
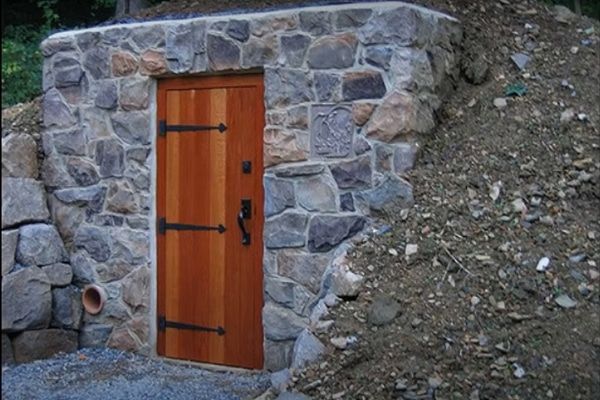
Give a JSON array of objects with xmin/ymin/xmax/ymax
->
[
  {"xmin": 1, "ymin": 134, "xmax": 38, "ymax": 178},
  {"xmin": 16, "ymin": 224, "xmax": 68, "ymax": 266},
  {"xmin": 2, "ymin": 178, "xmax": 50, "ymax": 228},
  {"xmin": 11, "ymin": 329, "xmax": 78, "ymax": 363},
  {"xmin": 1, "ymin": 266, "xmax": 52, "ymax": 332}
]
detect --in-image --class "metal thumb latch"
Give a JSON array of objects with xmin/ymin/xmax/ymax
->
[{"xmin": 237, "ymin": 199, "xmax": 251, "ymax": 245}]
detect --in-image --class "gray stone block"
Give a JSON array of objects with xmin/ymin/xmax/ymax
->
[
  {"xmin": 357, "ymin": 173, "xmax": 414, "ymax": 211},
  {"xmin": 74, "ymin": 226, "xmax": 112, "ymax": 262},
  {"xmin": 94, "ymin": 138, "xmax": 125, "ymax": 178},
  {"xmin": 16, "ymin": 224, "xmax": 68, "ymax": 266},
  {"xmin": 264, "ymin": 213, "xmax": 307, "ymax": 249},
  {"xmin": 264, "ymin": 176, "xmax": 295, "ymax": 218},
  {"xmin": 51, "ymin": 285, "xmax": 83, "ymax": 329},
  {"xmin": 307, "ymin": 215, "xmax": 365, "ymax": 253},
  {"xmin": 296, "ymin": 174, "xmax": 337, "ymax": 212},
  {"xmin": 12, "ymin": 329, "xmax": 78, "ymax": 363},
  {"xmin": 307, "ymin": 33, "xmax": 357, "ymax": 69},
  {"xmin": 41, "ymin": 263, "xmax": 73, "ymax": 287},
  {"xmin": 329, "ymin": 156, "xmax": 372, "ymax": 189},
  {"xmin": 265, "ymin": 68, "xmax": 313, "ymax": 109},
  {"xmin": 110, "ymin": 111, "xmax": 151, "ymax": 145},
  {"xmin": 2, "ymin": 134, "xmax": 38, "ymax": 178},
  {"xmin": 207, "ymin": 34, "xmax": 240, "ymax": 71},
  {"xmin": 277, "ymin": 250, "xmax": 331, "ymax": 293},
  {"xmin": 1, "ymin": 266, "xmax": 52, "ymax": 332},
  {"xmin": 264, "ymin": 339, "xmax": 294, "ymax": 371},
  {"xmin": 280, "ymin": 34, "xmax": 311, "ymax": 68},
  {"xmin": 263, "ymin": 302, "xmax": 308, "ymax": 341},
  {"xmin": 342, "ymin": 70, "xmax": 386, "ymax": 100}
]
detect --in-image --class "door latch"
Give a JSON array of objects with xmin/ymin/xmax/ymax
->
[{"xmin": 237, "ymin": 199, "xmax": 251, "ymax": 245}]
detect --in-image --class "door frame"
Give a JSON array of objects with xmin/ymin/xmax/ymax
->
[{"xmin": 151, "ymin": 72, "xmax": 265, "ymax": 369}]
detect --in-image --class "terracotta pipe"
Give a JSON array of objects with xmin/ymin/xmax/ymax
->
[{"xmin": 82, "ymin": 284, "xmax": 107, "ymax": 315}]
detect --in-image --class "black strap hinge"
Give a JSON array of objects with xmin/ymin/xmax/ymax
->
[
  {"xmin": 158, "ymin": 315, "xmax": 225, "ymax": 336},
  {"xmin": 158, "ymin": 217, "xmax": 225, "ymax": 234},
  {"xmin": 159, "ymin": 120, "xmax": 227, "ymax": 136}
]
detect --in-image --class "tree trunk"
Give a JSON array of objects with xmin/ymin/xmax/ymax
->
[
  {"xmin": 574, "ymin": 0, "xmax": 582, "ymax": 16},
  {"xmin": 115, "ymin": 0, "xmax": 149, "ymax": 17}
]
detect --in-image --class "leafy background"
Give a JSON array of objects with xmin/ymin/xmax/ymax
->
[{"xmin": 1, "ymin": 0, "xmax": 598, "ymax": 108}]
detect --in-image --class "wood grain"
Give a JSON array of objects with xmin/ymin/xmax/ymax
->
[{"xmin": 157, "ymin": 74, "xmax": 264, "ymax": 369}]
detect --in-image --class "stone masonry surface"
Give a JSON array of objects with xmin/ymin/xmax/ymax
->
[{"xmin": 4, "ymin": 1, "xmax": 462, "ymax": 369}]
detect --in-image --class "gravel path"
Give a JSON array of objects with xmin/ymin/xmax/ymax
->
[{"xmin": 1, "ymin": 348, "xmax": 270, "ymax": 400}]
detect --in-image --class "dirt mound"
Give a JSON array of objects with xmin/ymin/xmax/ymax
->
[{"xmin": 288, "ymin": 1, "xmax": 600, "ymax": 399}]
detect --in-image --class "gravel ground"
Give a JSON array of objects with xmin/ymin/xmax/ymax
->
[{"xmin": 1, "ymin": 348, "xmax": 270, "ymax": 400}]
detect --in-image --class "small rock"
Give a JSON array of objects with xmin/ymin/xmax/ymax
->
[
  {"xmin": 513, "ymin": 363, "xmax": 526, "ymax": 379},
  {"xmin": 330, "ymin": 336, "xmax": 349, "ymax": 350},
  {"xmin": 471, "ymin": 296, "xmax": 481, "ymax": 306},
  {"xmin": 405, "ymin": 244, "xmax": 418, "ymax": 256},
  {"xmin": 388, "ymin": 248, "xmax": 398, "ymax": 256},
  {"xmin": 395, "ymin": 380, "xmax": 408, "ymax": 391},
  {"xmin": 536, "ymin": 257, "xmax": 550, "ymax": 272},
  {"xmin": 510, "ymin": 53, "xmax": 530, "ymax": 70},
  {"xmin": 588, "ymin": 269, "xmax": 599, "ymax": 281},
  {"xmin": 428, "ymin": 376, "xmax": 443, "ymax": 389},
  {"xmin": 555, "ymin": 294, "xmax": 577, "ymax": 309},
  {"xmin": 512, "ymin": 198, "xmax": 527, "ymax": 213},
  {"xmin": 490, "ymin": 181, "xmax": 502, "ymax": 202},
  {"xmin": 367, "ymin": 294, "xmax": 401, "ymax": 326},
  {"xmin": 569, "ymin": 252, "xmax": 587, "ymax": 263},
  {"xmin": 411, "ymin": 317, "xmax": 423, "ymax": 328},
  {"xmin": 560, "ymin": 108, "xmax": 575, "ymax": 123},
  {"xmin": 493, "ymin": 97, "xmax": 507, "ymax": 109}
]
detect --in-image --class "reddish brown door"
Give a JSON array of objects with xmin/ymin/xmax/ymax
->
[{"xmin": 156, "ymin": 74, "xmax": 264, "ymax": 369}]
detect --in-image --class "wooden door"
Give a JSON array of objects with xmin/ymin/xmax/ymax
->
[{"xmin": 156, "ymin": 74, "xmax": 264, "ymax": 369}]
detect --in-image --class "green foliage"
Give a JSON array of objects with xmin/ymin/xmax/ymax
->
[{"xmin": 1, "ymin": 26, "xmax": 45, "ymax": 108}]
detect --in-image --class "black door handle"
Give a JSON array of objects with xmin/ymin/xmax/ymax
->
[{"xmin": 238, "ymin": 199, "xmax": 251, "ymax": 245}]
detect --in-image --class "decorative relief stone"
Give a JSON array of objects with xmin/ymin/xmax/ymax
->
[
  {"xmin": 140, "ymin": 50, "xmax": 167, "ymax": 75},
  {"xmin": 342, "ymin": 70, "xmax": 386, "ymax": 100},
  {"xmin": 207, "ymin": 34, "xmax": 240, "ymax": 71},
  {"xmin": 311, "ymin": 105, "xmax": 353, "ymax": 158},
  {"xmin": 279, "ymin": 34, "xmax": 311, "ymax": 68},
  {"xmin": 307, "ymin": 33, "xmax": 358, "ymax": 69},
  {"xmin": 111, "ymin": 52, "xmax": 138, "ymax": 77}
]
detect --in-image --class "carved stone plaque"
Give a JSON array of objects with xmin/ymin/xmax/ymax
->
[{"xmin": 311, "ymin": 105, "xmax": 353, "ymax": 158}]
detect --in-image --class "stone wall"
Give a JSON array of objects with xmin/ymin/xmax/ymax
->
[
  {"xmin": 2, "ymin": 103, "xmax": 81, "ymax": 364},
  {"xmin": 34, "ymin": 1, "xmax": 462, "ymax": 369}
]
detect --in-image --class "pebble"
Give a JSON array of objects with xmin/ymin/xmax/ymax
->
[
  {"xmin": 513, "ymin": 363, "xmax": 526, "ymax": 379},
  {"xmin": 560, "ymin": 108, "xmax": 575, "ymax": 123},
  {"xmin": 470, "ymin": 296, "xmax": 481, "ymax": 306},
  {"xmin": 330, "ymin": 337, "xmax": 349, "ymax": 350},
  {"xmin": 536, "ymin": 257, "xmax": 550, "ymax": 272},
  {"xmin": 555, "ymin": 294, "xmax": 577, "ymax": 308},
  {"xmin": 411, "ymin": 318, "xmax": 423, "ymax": 328},
  {"xmin": 493, "ymin": 97, "xmax": 508, "ymax": 109},
  {"xmin": 512, "ymin": 198, "xmax": 527, "ymax": 213},
  {"xmin": 388, "ymin": 248, "xmax": 399, "ymax": 256},
  {"xmin": 428, "ymin": 376, "xmax": 443, "ymax": 389},
  {"xmin": 569, "ymin": 252, "xmax": 587, "ymax": 263},
  {"xmin": 511, "ymin": 52, "xmax": 530, "ymax": 70},
  {"xmin": 588, "ymin": 269, "xmax": 599, "ymax": 281},
  {"xmin": 405, "ymin": 244, "xmax": 418, "ymax": 256}
]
